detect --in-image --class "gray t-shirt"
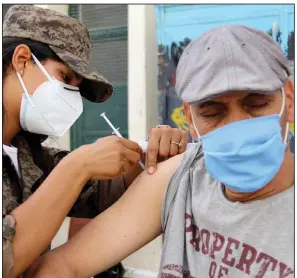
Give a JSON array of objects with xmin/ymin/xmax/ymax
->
[{"xmin": 160, "ymin": 145, "xmax": 294, "ymax": 278}]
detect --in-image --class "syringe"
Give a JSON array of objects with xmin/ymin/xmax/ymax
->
[{"xmin": 101, "ymin": 112, "xmax": 145, "ymax": 169}]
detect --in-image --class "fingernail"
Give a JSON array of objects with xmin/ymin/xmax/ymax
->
[{"xmin": 147, "ymin": 167, "xmax": 155, "ymax": 174}]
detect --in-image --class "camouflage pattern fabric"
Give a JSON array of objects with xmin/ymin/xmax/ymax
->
[
  {"xmin": 3, "ymin": 134, "xmax": 109, "ymax": 217},
  {"xmin": 3, "ymin": 215, "xmax": 16, "ymax": 278},
  {"xmin": 3, "ymin": 134, "xmax": 126, "ymax": 277},
  {"xmin": 3, "ymin": 5, "xmax": 113, "ymax": 103}
]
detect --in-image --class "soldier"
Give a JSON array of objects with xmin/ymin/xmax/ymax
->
[{"xmin": 2, "ymin": 5, "xmax": 188, "ymax": 278}]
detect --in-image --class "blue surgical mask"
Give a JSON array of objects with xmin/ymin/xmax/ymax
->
[{"xmin": 191, "ymin": 89, "xmax": 289, "ymax": 193}]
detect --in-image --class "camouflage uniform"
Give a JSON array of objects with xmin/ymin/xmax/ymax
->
[
  {"xmin": 3, "ymin": 134, "xmax": 126, "ymax": 278},
  {"xmin": 3, "ymin": 5, "xmax": 125, "ymax": 277}
]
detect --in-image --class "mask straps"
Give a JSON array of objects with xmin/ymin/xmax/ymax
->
[
  {"xmin": 32, "ymin": 53, "xmax": 80, "ymax": 91},
  {"xmin": 31, "ymin": 53, "xmax": 52, "ymax": 81},
  {"xmin": 16, "ymin": 53, "xmax": 53, "ymax": 108},
  {"xmin": 280, "ymin": 88, "xmax": 290, "ymax": 144},
  {"xmin": 190, "ymin": 105, "xmax": 201, "ymax": 139},
  {"xmin": 284, "ymin": 123, "xmax": 289, "ymax": 144},
  {"xmin": 280, "ymin": 88, "xmax": 286, "ymax": 116},
  {"xmin": 16, "ymin": 71, "xmax": 35, "ymax": 107}
]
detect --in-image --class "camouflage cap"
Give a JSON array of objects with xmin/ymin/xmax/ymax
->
[{"xmin": 3, "ymin": 5, "xmax": 113, "ymax": 103}]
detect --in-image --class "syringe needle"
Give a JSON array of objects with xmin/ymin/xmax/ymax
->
[
  {"xmin": 101, "ymin": 112, "xmax": 145, "ymax": 169},
  {"xmin": 100, "ymin": 112, "xmax": 123, "ymax": 138}
]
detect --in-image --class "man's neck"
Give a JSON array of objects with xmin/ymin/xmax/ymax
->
[{"xmin": 225, "ymin": 149, "xmax": 294, "ymax": 203}]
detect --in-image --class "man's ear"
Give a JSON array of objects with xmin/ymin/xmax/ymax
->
[
  {"xmin": 284, "ymin": 79, "xmax": 294, "ymax": 123},
  {"xmin": 184, "ymin": 103, "xmax": 198, "ymax": 139}
]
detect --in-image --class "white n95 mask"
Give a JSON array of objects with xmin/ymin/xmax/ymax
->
[{"xmin": 17, "ymin": 53, "xmax": 83, "ymax": 137}]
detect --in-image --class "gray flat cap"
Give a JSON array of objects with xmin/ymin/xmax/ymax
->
[{"xmin": 176, "ymin": 24, "xmax": 291, "ymax": 104}]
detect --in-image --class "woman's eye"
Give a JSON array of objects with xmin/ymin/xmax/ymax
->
[{"xmin": 61, "ymin": 72, "xmax": 70, "ymax": 83}]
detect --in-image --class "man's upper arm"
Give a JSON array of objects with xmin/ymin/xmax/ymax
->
[{"xmin": 48, "ymin": 154, "xmax": 182, "ymax": 278}]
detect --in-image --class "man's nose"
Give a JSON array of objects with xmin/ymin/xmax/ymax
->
[{"xmin": 225, "ymin": 106, "xmax": 252, "ymax": 125}]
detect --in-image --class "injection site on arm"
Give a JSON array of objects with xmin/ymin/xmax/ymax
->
[{"xmin": 100, "ymin": 111, "xmax": 196, "ymax": 169}]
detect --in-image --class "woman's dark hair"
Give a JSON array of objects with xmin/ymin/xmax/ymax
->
[
  {"xmin": 3, "ymin": 37, "xmax": 62, "ymax": 181},
  {"xmin": 3, "ymin": 37, "xmax": 62, "ymax": 78}
]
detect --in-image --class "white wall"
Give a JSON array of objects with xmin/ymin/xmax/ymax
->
[
  {"xmin": 128, "ymin": 5, "xmax": 159, "ymax": 142},
  {"xmin": 124, "ymin": 5, "xmax": 161, "ymax": 274}
]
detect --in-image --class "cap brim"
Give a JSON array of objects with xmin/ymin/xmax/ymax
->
[
  {"xmin": 49, "ymin": 45, "xmax": 113, "ymax": 103},
  {"xmin": 188, "ymin": 88, "xmax": 281, "ymax": 105}
]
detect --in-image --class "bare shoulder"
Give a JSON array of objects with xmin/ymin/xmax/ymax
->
[{"xmin": 132, "ymin": 154, "xmax": 182, "ymax": 185}]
